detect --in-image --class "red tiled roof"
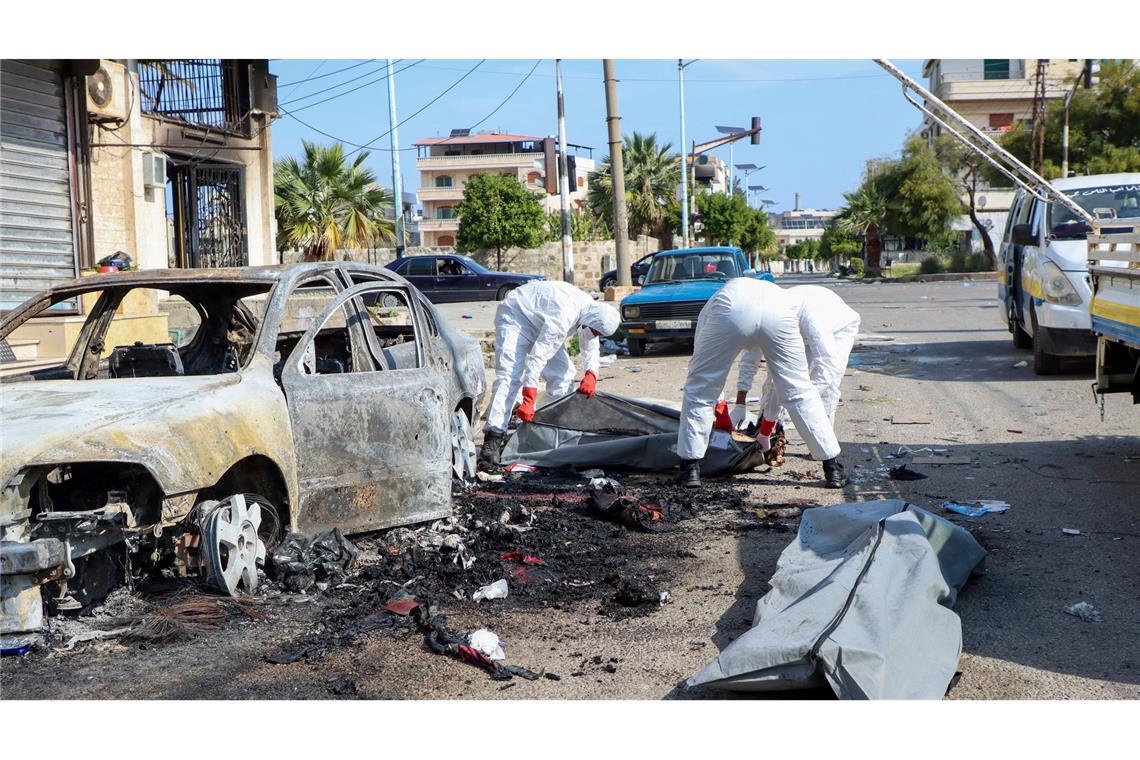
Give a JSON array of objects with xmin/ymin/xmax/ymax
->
[{"xmin": 414, "ymin": 133, "xmax": 545, "ymax": 146}]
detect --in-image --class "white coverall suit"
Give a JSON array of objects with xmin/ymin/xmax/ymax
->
[
  {"xmin": 678, "ymin": 278, "xmax": 842, "ymax": 463},
  {"xmin": 739, "ymin": 285, "xmax": 861, "ymax": 427},
  {"xmin": 484, "ymin": 280, "xmax": 619, "ymax": 435}
]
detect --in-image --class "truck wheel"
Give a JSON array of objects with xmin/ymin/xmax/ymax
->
[
  {"xmin": 1032, "ymin": 326, "xmax": 1061, "ymax": 375},
  {"xmin": 627, "ymin": 337, "xmax": 645, "ymax": 357},
  {"xmin": 1012, "ymin": 319, "xmax": 1031, "ymax": 349}
]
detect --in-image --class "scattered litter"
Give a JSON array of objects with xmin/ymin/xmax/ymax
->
[
  {"xmin": 1012, "ymin": 360, "xmax": 1028, "ymax": 368},
  {"xmin": 890, "ymin": 414, "xmax": 933, "ymax": 425},
  {"xmin": 1, "ymin": 643, "xmax": 32, "ymax": 658},
  {"xmin": 581, "ymin": 468, "xmax": 605, "ymax": 478},
  {"xmin": 461, "ymin": 314, "xmax": 473, "ymax": 319},
  {"xmin": 472, "ymin": 579, "xmax": 509, "ymax": 602},
  {"xmin": 505, "ymin": 463, "xmax": 538, "ymax": 474},
  {"xmin": 588, "ymin": 477, "xmax": 667, "ymax": 532},
  {"xmin": 913, "ymin": 455, "xmax": 972, "ymax": 465},
  {"xmin": 56, "ymin": 627, "xmax": 133, "ymax": 652},
  {"xmin": 476, "ymin": 471, "xmax": 504, "ymax": 482},
  {"xmin": 755, "ymin": 506, "xmax": 802, "ymax": 519},
  {"xmin": 897, "ymin": 445, "xmax": 934, "ymax": 456},
  {"xmin": 425, "ymin": 614, "xmax": 539, "ymax": 681},
  {"xmin": 889, "ymin": 465, "xmax": 928, "ymax": 481},
  {"xmin": 1006, "ymin": 429, "xmax": 1023, "ymax": 434},
  {"xmin": 598, "ymin": 355, "xmax": 617, "ymax": 368},
  {"xmin": 1063, "ymin": 601, "xmax": 1103, "ymax": 623},
  {"xmin": 270, "ymin": 529, "xmax": 361, "ymax": 593},
  {"xmin": 500, "ymin": 550, "xmax": 545, "ymax": 565},
  {"xmin": 858, "ymin": 384, "xmax": 873, "ymax": 391},
  {"xmin": 659, "ymin": 591, "xmax": 672, "ymax": 605},
  {"xmin": 1061, "ymin": 528, "xmax": 1082, "ymax": 536},
  {"xmin": 943, "ymin": 500, "xmax": 1010, "ymax": 517},
  {"xmin": 961, "ymin": 282, "xmax": 975, "ymax": 287},
  {"xmin": 626, "ymin": 365, "xmax": 642, "ymax": 372},
  {"xmin": 467, "ymin": 629, "xmax": 507, "ymax": 661}
]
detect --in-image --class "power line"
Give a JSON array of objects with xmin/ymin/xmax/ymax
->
[
  {"xmin": 346, "ymin": 59, "xmax": 486, "ymax": 157},
  {"xmin": 280, "ymin": 59, "xmax": 419, "ymax": 111},
  {"xmin": 278, "ymin": 59, "xmax": 377, "ymax": 87},
  {"xmin": 281, "ymin": 60, "xmax": 326, "ymax": 101},
  {"xmin": 414, "ymin": 62, "xmax": 892, "ymax": 84},
  {"xmin": 467, "ymin": 59, "xmax": 542, "ymax": 132},
  {"xmin": 278, "ymin": 60, "xmax": 486, "ymax": 155}
]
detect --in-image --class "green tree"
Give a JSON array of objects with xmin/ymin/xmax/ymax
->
[
  {"xmin": 696, "ymin": 190, "xmax": 753, "ymax": 246},
  {"xmin": 836, "ymin": 179, "xmax": 889, "ymax": 275},
  {"xmin": 819, "ymin": 222, "xmax": 861, "ymax": 262},
  {"xmin": 991, "ymin": 61, "xmax": 1140, "ymax": 178},
  {"xmin": 546, "ymin": 209, "xmax": 611, "ymax": 243},
  {"xmin": 936, "ymin": 135, "xmax": 999, "ymax": 267},
  {"xmin": 274, "ymin": 141, "xmax": 395, "ymax": 261},
  {"xmin": 456, "ymin": 174, "xmax": 549, "ymax": 270},
  {"xmin": 739, "ymin": 207, "xmax": 777, "ymax": 262},
  {"xmin": 588, "ymin": 131, "xmax": 681, "ymax": 243},
  {"xmin": 880, "ymin": 137, "xmax": 964, "ymax": 242}
]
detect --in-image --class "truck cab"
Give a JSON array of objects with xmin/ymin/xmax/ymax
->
[{"xmin": 998, "ymin": 173, "xmax": 1140, "ymax": 374}]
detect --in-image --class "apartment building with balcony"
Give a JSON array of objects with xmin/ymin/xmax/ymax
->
[
  {"xmin": 414, "ymin": 132, "xmax": 594, "ymax": 247},
  {"xmin": 919, "ymin": 59, "xmax": 1084, "ymax": 140}
]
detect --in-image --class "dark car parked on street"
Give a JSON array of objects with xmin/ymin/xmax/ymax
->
[
  {"xmin": 598, "ymin": 252, "xmax": 657, "ymax": 291},
  {"xmin": 387, "ymin": 254, "xmax": 543, "ymax": 303}
]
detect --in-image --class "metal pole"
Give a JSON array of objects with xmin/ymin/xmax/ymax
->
[
  {"xmin": 603, "ymin": 60, "xmax": 631, "ymax": 286},
  {"xmin": 386, "ymin": 58, "xmax": 405, "ymax": 257},
  {"xmin": 691, "ymin": 140, "xmax": 698, "ymax": 243},
  {"xmin": 556, "ymin": 60, "xmax": 575, "ymax": 284},
  {"xmin": 1061, "ymin": 81, "xmax": 1078, "ymax": 178},
  {"xmin": 678, "ymin": 59, "xmax": 689, "ymax": 248},
  {"xmin": 727, "ymin": 143, "xmax": 733, "ymax": 195}
]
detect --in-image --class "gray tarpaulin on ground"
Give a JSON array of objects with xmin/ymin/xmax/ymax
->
[
  {"xmin": 687, "ymin": 499, "xmax": 986, "ymax": 699},
  {"xmin": 500, "ymin": 391, "xmax": 766, "ymax": 475}
]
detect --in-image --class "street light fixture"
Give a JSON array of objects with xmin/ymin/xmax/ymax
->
[
  {"xmin": 716, "ymin": 125, "xmax": 746, "ymax": 195},
  {"xmin": 737, "ymin": 164, "xmax": 766, "ymax": 204}
]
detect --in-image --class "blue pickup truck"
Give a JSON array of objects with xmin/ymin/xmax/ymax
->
[{"xmin": 619, "ymin": 246, "xmax": 774, "ymax": 356}]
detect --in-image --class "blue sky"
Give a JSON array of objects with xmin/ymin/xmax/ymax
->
[{"xmin": 269, "ymin": 59, "xmax": 926, "ymax": 213}]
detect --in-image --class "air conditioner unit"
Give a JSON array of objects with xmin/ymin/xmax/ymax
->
[
  {"xmin": 142, "ymin": 152, "xmax": 166, "ymax": 190},
  {"xmin": 86, "ymin": 60, "xmax": 129, "ymax": 123}
]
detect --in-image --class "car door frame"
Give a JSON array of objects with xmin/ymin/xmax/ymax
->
[{"xmin": 278, "ymin": 281, "xmax": 452, "ymax": 535}]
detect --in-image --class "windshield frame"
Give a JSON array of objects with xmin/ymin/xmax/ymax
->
[
  {"xmin": 645, "ymin": 251, "xmax": 741, "ymax": 284},
  {"xmin": 1049, "ymin": 183, "xmax": 1140, "ymax": 239}
]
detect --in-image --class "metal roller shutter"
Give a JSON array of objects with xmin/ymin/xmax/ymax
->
[{"xmin": 1, "ymin": 60, "xmax": 77, "ymax": 310}]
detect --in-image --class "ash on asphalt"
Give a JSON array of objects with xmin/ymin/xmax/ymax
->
[{"xmin": 262, "ymin": 475, "xmax": 754, "ymax": 666}]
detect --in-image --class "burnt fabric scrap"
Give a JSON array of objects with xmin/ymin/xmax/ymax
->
[
  {"xmin": 269, "ymin": 529, "xmax": 362, "ymax": 592},
  {"xmin": 500, "ymin": 392, "xmax": 766, "ymax": 475},
  {"xmin": 687, "ymin": 499, "xmax": 986, "ymax": 699}
]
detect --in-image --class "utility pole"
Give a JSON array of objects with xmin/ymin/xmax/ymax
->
[
  {"xmin": 555, "ymin": 60, "xmax": 574, "ymax": 284},
  {"xmin": 1029, "ymin": 59, "xmax": 1048, "ymax": 175},
  {"xmin": 678, "ymin": 59, "xmax": 689, "ymax": 248},
  {"xmin": 603, "ymin": 59, "xmax": 631, "ymax": 286},
  {"xmin": 386, "ymin": 58, "xmax": 405, "ymax": 257},
  {"xmin": 1063, "ymin": 59, "xmax": 1095, "ymax": 178}
]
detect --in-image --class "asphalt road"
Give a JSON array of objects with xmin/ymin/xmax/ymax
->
[{"xmin": 4, "ymin": 274, "xmax": 1136, "ymax": 700}]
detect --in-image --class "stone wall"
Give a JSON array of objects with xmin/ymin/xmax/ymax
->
[{"xmin": 282, "ymin": 235, "xmax": 660, "ymax": 292}]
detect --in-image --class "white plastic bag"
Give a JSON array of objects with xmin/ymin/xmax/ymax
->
[
  {"xmin": 472, "ymin": 578, "xmax": 509, "ymax": 602},
  {"xmin": 467, "ymin": 628, "xmax": 507, "ymax": 660}
]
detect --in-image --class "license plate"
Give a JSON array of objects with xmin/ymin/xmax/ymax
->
[{"xmin": 656, "ymin": 319, "xmax": 691, "ymax": 330}]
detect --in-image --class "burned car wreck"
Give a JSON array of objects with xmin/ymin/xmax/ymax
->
[{"xmin": 0, "ymin": 262, "xmax": 485, "ymax": 649}]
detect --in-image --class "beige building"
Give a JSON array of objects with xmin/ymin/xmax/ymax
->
[
  {"xmin": 414, "ymin": 132, "xmax": 594, "ymax": 248},
  {"xmin": 920, "ymin": 59, "xmax": 1084, "ymax": 140},
  {"xmin": 770, "ymin": 196, "xmax": 840, "ymax": 250},
  {"xmin": 1, "ymin": 59, "xmax": 277, "ymax": 370}
]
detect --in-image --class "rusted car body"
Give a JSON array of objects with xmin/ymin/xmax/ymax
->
[{"xmin": 0, "ymin": 262, "xmax": 485, "ymax": 648}]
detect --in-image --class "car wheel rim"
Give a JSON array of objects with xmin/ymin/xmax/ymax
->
[
  {"xmin": 451, "ymin": 410, "xmax": 476, "ymax": 481},
  {"xmin": 382, "ymin": 294, "xmax": 400, "ymax": 308},
  {"xmin": 200, "ymin": 494, "xmax": 264, "ymax": 596}
]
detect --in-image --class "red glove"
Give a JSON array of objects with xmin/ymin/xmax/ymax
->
[
  {"xmin": 517, "ymin": 387, "xmax": 538, "ymax": 422},
  {"xmin": 714, "ymin": 401, "xmax": 734, "ymax": 432},
  {"xmin": 758, "ymin": 416, "xmax": 777, "ymax": 438},
  {"xmin": 577, "ymin": 370, "xmax": 597, "ymax": 397}
]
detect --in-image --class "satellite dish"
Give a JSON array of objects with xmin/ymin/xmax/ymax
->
[{"xmin": 88, "ymin": 66, "xmax": 113, "ymax": 108}]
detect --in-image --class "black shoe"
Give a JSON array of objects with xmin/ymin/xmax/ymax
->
[
  {"xmin": 479, "ymin": 432, "xmax": 504, "ymax": 469},
  {"xmin": 822, "ymin": 457, "xmax": 848, "ymax": 489},
  {"xmin": 678, "ymin": 459, "xmax": 701, "ymax": 489}
]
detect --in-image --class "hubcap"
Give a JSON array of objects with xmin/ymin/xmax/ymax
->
[
  {"xmin": 201, "ymin": 494, "xmax": 265, "ymax": 595},
  {"xmin": 452, "ymin": 410, "xmax": 477, "ymax": 481}
]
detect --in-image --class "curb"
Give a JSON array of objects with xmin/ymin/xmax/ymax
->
[{"xmin": 842, "ymin": 272, "xmax": 999, "ymax": 284}]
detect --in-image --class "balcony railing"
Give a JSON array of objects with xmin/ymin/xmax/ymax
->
[
  {"xmin": 417, "ymin": 186, "xmax": 466, "ymax": 200},
  {"xmin": 418, "ymin": 217, "xmax": 460, "ymax": 230},
  {"xmin": 416, "ymin": 151, "xmax": 542, "ymax": 166}
]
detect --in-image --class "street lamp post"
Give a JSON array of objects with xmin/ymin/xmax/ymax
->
[
  {"xmin": 716, "ymin": 125, "xmax": 746, "ymax": 195},
  {"xmin": 735, "ymin": 163, "xmax": 766, "ymax": 204},
  {"xmin": 678, "ymin": 60, "xmax": 698, "ymax": 248}
]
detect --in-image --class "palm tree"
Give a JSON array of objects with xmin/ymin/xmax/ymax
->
[
  {"xmin": 275, "ymin": 141, "xmax": 395, "ymax": 261},
  {"xmin": 588, "ymin": 132, "xmax": 681, "ymax": 244},
  {"xmin": 837, "ymin": 182, "xmax": 889, "ymax": 276}
]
